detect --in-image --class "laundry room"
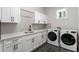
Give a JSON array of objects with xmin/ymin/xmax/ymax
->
[
  {"xmin": 44, "ymin": 7, "xmax": 78, "ymax": 52},
  {"xmin": 0, "ymin": 7, "xmax": 79, "ymax": 52},
  {"xmin": 1, "ymin": 1, "xmax": 79, "ymax": 59}
]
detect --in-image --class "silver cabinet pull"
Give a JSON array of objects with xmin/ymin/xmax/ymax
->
[
  {"xmin": 42, "ymin": 34, "xmax": 44, "ymax": 38},
  {"xmin": 12, "ymin": 17, "xmax": 14, "ymax": 22},
  {"xmin": 32, "ymin": 38, "xmax": 34, "ymax": 43},
  {"xmin": 14, "ymin": 44, "xmax": 18, "ymax": 50},
  {"xmin": 10, "ymin": 17, "xmax": 12, "ymax": 22},
  {"xmin": 11, "ymin": 17, "xmax": 14, "ymax": 22}
]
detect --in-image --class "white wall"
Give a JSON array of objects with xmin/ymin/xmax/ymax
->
[
  {"xmin": 45, "ymin": 7, "xmax": 79, "ymax": 46},
  {"xmin": 45, "ymin": 7, "xmax": 78, "ymax": 30}
]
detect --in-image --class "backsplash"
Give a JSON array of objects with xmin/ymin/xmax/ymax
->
[
  {"xmin": 32, "ymin": 24, "xmax": 47, "ymax": 30},
  {"xmin": 45, "ymin": 7, "xmax": 78, "ymax": 30}
]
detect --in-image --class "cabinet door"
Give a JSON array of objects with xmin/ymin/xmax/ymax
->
[
  {"xmin": 0, "ymin": 8, "xmax": 1, "ymax": 20},
  {"xmin": 12, "ymin": 7, "xmax": 21, "ymax": 23},
  {"xmin": 0, "ymin": 45, "xmax": 2, "ymax": 52},
  {"xmin": 4, "ymin": 39, "xmax": 14, "ymax": 52},
  {"xmin": 42, "ymin": 32, "xmax": 47, "ymax": 43},
  {"xmin": 10, "ymin": 38, "xmax": 23, "ymax": 52},
  {"xmin": 43, "ymin": 15, "xmax": 47, "ymax": 24},
  {"xmin": 2, "ymin": 7, "xmax": 11, "ymax": 23},
  {"xmin": 34, "ymin": 11, "xmax": 47, "ymax": 24},
  {"xmin": 14, "ymin": 43, "xmax": 23, "ymax": 52},
  {"xmin": 22, "ymin": 36, "xmax": 33, "ymax": 52},
  {"xmin": 39, "ymin": 13, "xmax": 42, "ymax": 24},
  {"xmin": 35, "ymin": 11, "xmax": 39, "ymax": 23},
  {"xmin": 34, "ymin": 33, "xmax": 43, "ymax": 49},
  {"xmin": 38, "ymin": 12, "xmax": 44, "ymax": 24},
  {"xmin": 0, "ymin": 41, "xmax": 3, "ymax": 52},
  {"xmin": 35, "ymin": 11, "xmax": 42, "ymax": 23}
]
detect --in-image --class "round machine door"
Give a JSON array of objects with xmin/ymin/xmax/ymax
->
[
  {"xmin": 48, "ymin": 32, "xmax": 57, "ymax": 41},
  {"xmin": 61, "ymin": 33, "xmax": 76, "ymax": 45}
]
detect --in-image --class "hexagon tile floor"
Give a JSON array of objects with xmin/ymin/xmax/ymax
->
[{"xmin": 33, "ymin": 43, "xmax": 79, "ymax": 52}]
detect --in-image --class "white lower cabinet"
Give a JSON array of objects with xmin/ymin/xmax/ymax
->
[
  {"xmin": 4, "ymin": 40, "xmax": 14, "ymax": 52},
  {"xmin": 33, "ymin": 33, "xmax": 43, "ymax": 49},
  {"xmin": 14, "ymin": 43, "xmax": 23, "ymax": 52},
  {"xmin": 42, "ymin": 31, "xmax": 47, "ymax": 43},
  {"xmin": 4, "ymin": 38, "xmax": 23, "ymax": 52},
  {"xmin": 14, "ymin": 39, "xmax": 23, "ymax": 52},
  {"xmin": 3, "ymin": 31, "xmax": 47, "ymax": 52},
  {"xmin": 22, "ymin": 36, "xmax": 33, "ymax": 52},
  {"xmin": 21, "ymin": 33, "xmax": 46, "ymax": 52},
  {"xmin": 0, "ymin": 41, "xmax": 3, "ymax": 52},
  {"xmin": 4, "ymin": 44, "xmax": 14, "ymax": 52}
]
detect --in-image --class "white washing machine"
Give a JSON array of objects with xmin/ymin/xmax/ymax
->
[
  {"xmin": 60, "ymin": 29, "xmax": 77, "ymax": 51},
  {"xmin": 47, "ymin": 28, "xmax": 60, "ymax": 46}
]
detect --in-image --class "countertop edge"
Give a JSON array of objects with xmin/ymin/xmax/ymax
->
[{"xmin": 1, "ymin": 29, "xmax": 48, "ymax": 40}]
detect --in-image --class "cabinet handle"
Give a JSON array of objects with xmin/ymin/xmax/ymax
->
[
  {"xmin": 42, "ymin": 34, "xmax": 44, "ymax": 38},
  {"xmin": 14, "ymin": 44, "xmax": 18, "ymax": 50},
  {"xmin": 11, "ymin": 17, "xmax": 14, "ymax": 22},
  {"xmin": 12, "ymin": 17, "xmax": 14, "ymax": 22},
  {"xmin": 32, "ymin": 39, "xmax": 34, "ymax": 43},
  {"xmin": 14, "ymin": 45, "xmax": 15, "ymax": 50},
  {"xmin": 11, "ymin": 17, "xmax": 12, "ymax": 22}
]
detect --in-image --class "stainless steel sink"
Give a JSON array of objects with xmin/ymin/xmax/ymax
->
[{"xmin": 24, "ymin": 32, "xmax": 29, "ymax": 33}]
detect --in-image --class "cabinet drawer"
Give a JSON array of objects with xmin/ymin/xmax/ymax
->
[
  {"xmin": 21, "ymin": 9, "xmax": 34, "ymax": 18},
  {"xmin": 4, "ymin": 40, "xmax": 14, "ymax": 45}
]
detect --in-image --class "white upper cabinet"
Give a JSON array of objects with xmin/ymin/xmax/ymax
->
[
  {"xmin": 34, "ymin": 11, "xmax": 48, "ymax": 24},
  {"xmin": 2, "ymin": 8, "xmax": 11, "ymax": 23},
  {"xmin": 12, "ymin": 7, "xmax": 21, "ymax": 23},
  {"xmin": 34, "ymin": 11, "xmax": 40, "ymax": 23},
  {"xmin": 0, "ymin": 8, "xmax": 1, "ymax": 21},
  {"xmin": 1, "ymin": 7, "xmax": 21, "ymax": 23}
]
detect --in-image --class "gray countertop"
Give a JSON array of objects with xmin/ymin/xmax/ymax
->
[{"xmin": 1, "ymin": 29, "xmax": 48, "ymax": 40}]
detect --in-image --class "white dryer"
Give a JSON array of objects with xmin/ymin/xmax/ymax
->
[
  {"xmin": 60, "ymin": 29, "xmax": 77, "ymax": 51},
  {"xmin": 47, "ymin": 28, "xmax": 60, "ymax": 46}
]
